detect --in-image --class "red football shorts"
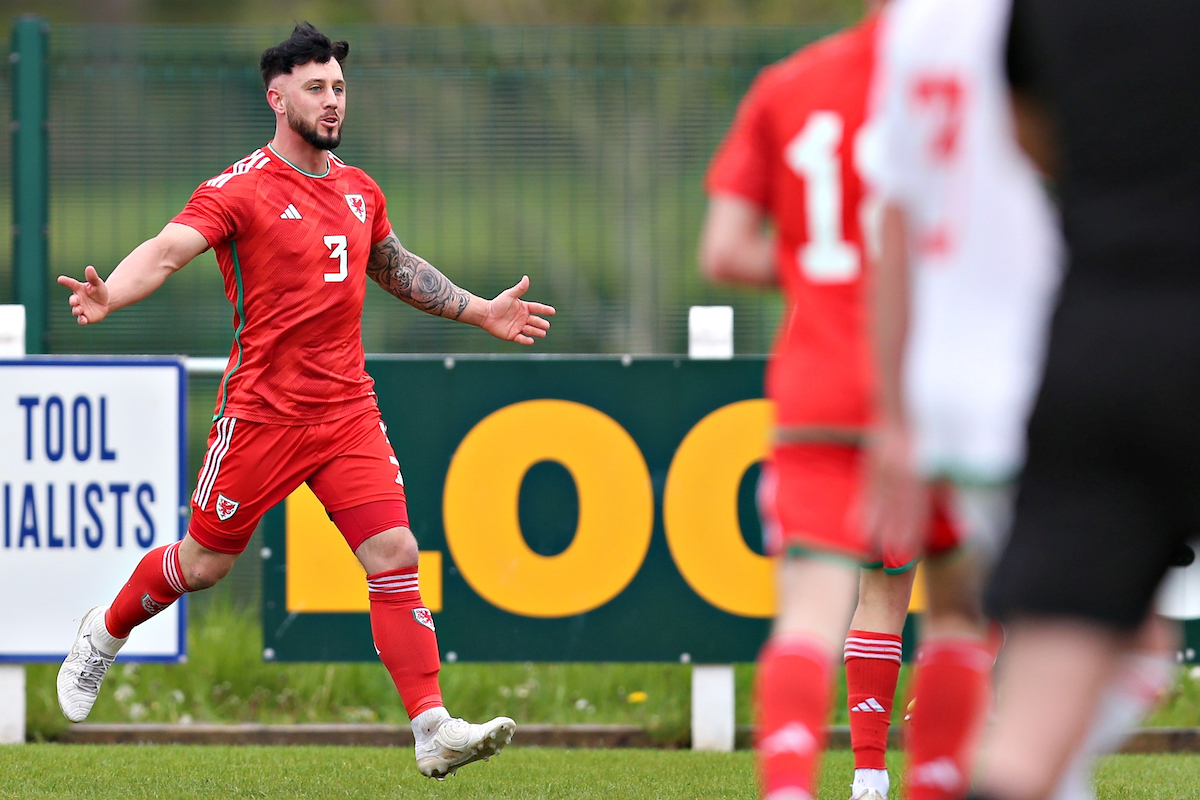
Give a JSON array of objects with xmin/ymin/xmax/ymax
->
[
  {"xmin": 188, "ymin": 407, "xmax": 409, "ymax": 555},
  {"xmin": 759, "ymin": 443, "xmax": 960, "ymax": 570}
]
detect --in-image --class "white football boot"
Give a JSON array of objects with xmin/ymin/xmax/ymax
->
[
  {"xmin": 849, "ymin": 768, "xmax": 891, "ymax": 800},
  {"xmin": 849, "ymin": 791, "xmax": 887, "ymax": 800},
  {"xmin": 57, "ymin": 606, "xmax": 127, "ymax": 723},
  {"xmin": 415, "ymin": 714, "xmax": 517, "ymax": 779}
]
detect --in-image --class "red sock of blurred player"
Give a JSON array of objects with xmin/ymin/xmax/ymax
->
[
  {"xmin": 105, "ymin": 541, "xmax": 193, "ymax": 639},
  {"xmin": 756, "ymin": 634, "xmax": 834, "ymax": 799},
  {"xmin": 905, "ymin": 638, "xmax": 992, "ymax": 800},
  {"xmin": 844, "ymin": 629, "xmax": 903, "ymax": 772},
  {"xmin": 368, "ymin": 566, "xmax": 444, "ymax": 718}
]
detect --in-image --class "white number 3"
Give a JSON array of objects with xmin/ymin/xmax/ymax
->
[{"xmin": 323, "ymin": 234, "xmax": 348, "ymax": 283}]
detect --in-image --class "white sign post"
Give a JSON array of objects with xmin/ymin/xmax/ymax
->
[
  {"xmin": 0, "ymin": 664, "xmax": 23, "ymax": 744},
  {"xmin": 0, "ymin": 306, "xmax": 26, "ymax": 743},
  {"xmin": 0, "ymin": 356, "xmax": 188, "ymax": 743},
  {"xmin": 688, "ymin": 305, "xmax": 738, "ymax": 751},
  {"xmin": 688, "ymin": 305, "xmax": 735, "ymax": 360},
  {"xmin": 0, "ymin": 306, "xmax": 24, "ymax": 358}
]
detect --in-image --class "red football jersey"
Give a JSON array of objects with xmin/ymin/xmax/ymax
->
[
  {"xmin": 173, "ymin": 144, "xmax": 392, "ymax": 424},
  {"xmin": 706, "ymin": 17, "xmax": 881, "ymax": 428}
]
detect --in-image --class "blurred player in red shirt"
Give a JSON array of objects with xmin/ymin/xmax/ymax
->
[
  {"xmin": 55, "ymin": 23, "xmax": 554, "ymax": 780},
  {"xmin": 700, "ymin": 4, "xmax": 962, "ymax": 798}
]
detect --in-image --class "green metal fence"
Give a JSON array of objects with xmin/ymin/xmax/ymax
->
[{"xmin": 8, "ymin": 24, "xmax": 841, "ymax": 357}]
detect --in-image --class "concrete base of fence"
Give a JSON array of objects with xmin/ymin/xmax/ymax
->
[
  {"xmin": 55, "ymin": 723, "xmax": 1200, "ymax": 753},
  {"xmin": 58, "ymin": 722, "xmax": 664, "ymax": 749}
]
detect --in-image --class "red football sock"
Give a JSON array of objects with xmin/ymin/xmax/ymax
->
[
  {"xmin": 368, "ymin": 567, "xmax": 444, "ymax": 719},
  {"xmin": 105, "ymin": 541, "xmax": 192, "ymax": 639},
  {"xmin": 844, "ymin": 629, "xmax": 903, "ymax": 770},
  {"xmin": 905, "ymin": 638, "xmax": 993, "ymax": 800},
  {"xmin": 755, "ymin": 634, "xmax": 834, "ymax": 799}
]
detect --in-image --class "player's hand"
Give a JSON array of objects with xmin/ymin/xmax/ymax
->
[
  {"xmin": 481, "ymin": 276, "xmax": 556, "ymax": 345},
  {"xmin": 865, "ymin": 420, "xmax": 931, "ymax": 566},
  {"xmin": 57, "ymin": 266, "xmax": 111, "ymax": 326}
]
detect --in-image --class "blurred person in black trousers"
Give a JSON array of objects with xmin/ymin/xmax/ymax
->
[{"xmin": 967, "ymin": 2, "xmax": 1200, "ymax": 799}]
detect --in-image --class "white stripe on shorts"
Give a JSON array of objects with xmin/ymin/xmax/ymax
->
[
  {"xmin": 192, "ymin": 417, "xmax": 228, "ymax": 507},
  {"xmin": 194, "ymin": 417, "xmax": 236, "ymax": 511}
]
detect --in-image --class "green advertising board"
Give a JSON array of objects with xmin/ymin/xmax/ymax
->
[
  {"xmin": 261, "ymin": 355, "xmax": 1200, "ymax": 666},
  {"xmin": 262, "ymin": 355, "xmax": 777, "ymax": 663}
]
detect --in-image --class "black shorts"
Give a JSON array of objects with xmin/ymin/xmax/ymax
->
[{"xmin": 986, "ymin": 285, "xmax": 1200, "ymax": 630}]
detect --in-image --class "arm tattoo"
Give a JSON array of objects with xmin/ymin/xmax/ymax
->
[{"xmin": 367, "ymin": 233, "xmax": 470, "ymax": 319}]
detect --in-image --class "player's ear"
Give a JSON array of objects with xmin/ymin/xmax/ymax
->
[{"xmin": 265, "ymin": 82, "xmax": 287, "ymax": 115}]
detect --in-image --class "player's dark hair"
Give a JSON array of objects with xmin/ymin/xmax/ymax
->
[{"xmin": 259, "ymin": 22, "xmax": 349, "ymax": 89}]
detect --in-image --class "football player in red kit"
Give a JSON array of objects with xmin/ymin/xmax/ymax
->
[
  {"xmin": 55, "ymin": 23, "xmax": 553, "ymax": 780},
  {"xmin": 700, "ymin": 4, "xmax": 961, "ymax": 799}
]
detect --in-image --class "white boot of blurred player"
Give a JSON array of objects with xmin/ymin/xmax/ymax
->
[{"xmin": 1049, "ymin": 648, "xmax": 1175, "ymax": 800}]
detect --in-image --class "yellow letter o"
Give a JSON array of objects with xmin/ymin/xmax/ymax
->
[
  {"xmin": 663, "ymin": 399, "xmax": 775, "ymax": 617},
  {"xmin": 443, "ymin": 399, "xmax": 653, "ymax": 618}
]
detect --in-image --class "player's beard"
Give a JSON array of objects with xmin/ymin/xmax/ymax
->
[{"xmin": 287, "ymin": 104, "xmax": 341, "ymax": 150}]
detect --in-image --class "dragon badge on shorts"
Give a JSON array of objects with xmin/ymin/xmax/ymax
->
[
  {"xmin": 345, "ymin": 193, "xmax": 367, "ymax": 223},
  {"xmin": 412, "ymin": 608, "xmax": 436, "ymax": 632},
  {"xmin": 215, "ymin": 493, "xmax": 240, "ymax": 522}
]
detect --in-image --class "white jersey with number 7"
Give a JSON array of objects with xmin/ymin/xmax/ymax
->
[{"xmin": 871, "ymin": 0, "xmax": 1063, "ymax": 483}]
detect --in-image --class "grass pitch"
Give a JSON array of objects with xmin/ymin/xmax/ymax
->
[{"xmin": 1, "ymin": 747, "xmax": 1199, "ymax": 800}]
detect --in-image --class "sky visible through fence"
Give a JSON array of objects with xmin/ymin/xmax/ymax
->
[{"xmin": 3, "ymin": 24, "xmax": 843, "ymax": 356}]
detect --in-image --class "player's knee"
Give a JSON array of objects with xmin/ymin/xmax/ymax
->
[
  {"xmin": 355, "ymin": 527, "xmax": 419, "ymax": 572},
  {"xmin": 182, "ymin": 551, "xmax": 236, "ymax": 590},
  {"xmin": 923, "ymin": 581, "xmax": 986, "ymax": 636},
  {"xmin": 859, "ymin": 568, "xmax": 917, "ymax": 614},
  {"xmin": 923, "ymin": 552, "xmax": 986, "ymax": 620}
]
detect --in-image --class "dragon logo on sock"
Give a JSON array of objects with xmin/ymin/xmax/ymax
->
[
  {"xmin": 412, "ymin": 608, "xmax": 436, "ymax": 632},
  {"xmin": 141, "ymin": 593, "xmax": 170, "ymax": 616}
]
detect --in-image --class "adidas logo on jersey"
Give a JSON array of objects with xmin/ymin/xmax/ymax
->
[
  {"xmin": 851, "ymin": 697, "xmax": 887, "ymax": 713},
  {"xmin": 280, "ymin": 204, "xmax": 303, "ymax": 220}
]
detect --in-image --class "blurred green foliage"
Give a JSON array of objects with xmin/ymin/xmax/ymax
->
[
  {"xmin": 3, "ymin": 0, "xmax": 863, "ymax": 25},
  {"xmin": 17, "ymin": 24, "xmax": 826, "ymax": 357}
]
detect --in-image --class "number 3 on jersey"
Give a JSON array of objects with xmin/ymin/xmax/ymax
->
[
  {"xmin": 785, "ymin": 111, "xmax": 881, "ymax": 283},
  {"xmin": 324, "ymin": 235, "xmax": 348, "ymax": 283}
]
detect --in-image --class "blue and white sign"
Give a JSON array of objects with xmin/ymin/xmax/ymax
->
[{"xmin": 0, "ymin": 358, "xmax": 187, "ymax": 662}]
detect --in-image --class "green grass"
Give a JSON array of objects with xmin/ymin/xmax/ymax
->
[
  {"xmin": 1093, "ymin": 755, "xmax": 1200, "ymax": 799},
  {"xmin": 2, "ymin": 747, "xmax": 1199, "ymax": 800},
  {"xmin": 5, "ymin": 746, "xmax": 758, "ymax": 800}
]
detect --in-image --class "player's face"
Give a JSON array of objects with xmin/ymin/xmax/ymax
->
[{"xmin": 281, "ymin": 59, "xmax": 346, "ymax": 150}]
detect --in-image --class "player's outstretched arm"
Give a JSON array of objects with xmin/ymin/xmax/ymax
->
[
  {"xmin": 698, "ymin": 194, "xmax": 776, "ymax": 287},
  {"xmin": 56, "ymin": 223, "xmax": 208, "ymax": 326},
  {"xmin": 367, "ymin": 232, "xmax": 555, "ymax": 345}
]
